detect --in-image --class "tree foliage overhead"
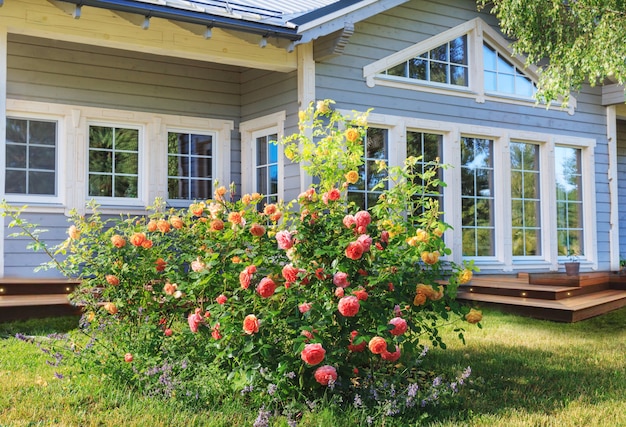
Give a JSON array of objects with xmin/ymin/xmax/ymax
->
[{"xmin": 478, "ymin": 0, "xmax": 626, "ymax": 105}]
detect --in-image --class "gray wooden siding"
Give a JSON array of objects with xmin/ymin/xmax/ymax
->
[
  {"xmin": 313, "ymin": 0, "xmax": 611, "ymax": 271},
  {"xmin": 241, "ymin": 69, "xmax": 301, "ymax": 202},
  {"xmin": 3, "ymin": 213, "xmax": 68, "ymax": 278},
  {"xmin": 617, "ymin": 119, "xmax": 626, "ymax": 260}
]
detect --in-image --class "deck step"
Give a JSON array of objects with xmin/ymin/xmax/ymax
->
[{"xmin": 457, "ymin": 272, "xmax": 626, "ymax": 322}]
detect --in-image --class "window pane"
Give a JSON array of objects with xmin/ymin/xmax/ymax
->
[
  {"xmin": 29, "ymin": 147, "xmax": 55, "ymax": 170},
  {"xmin": 449, "ymin": 36, "xmax": 467, "ymax": 64},
  {"xmin": 89, "ymin": 126, "xmax": 113, "ymax": 149},
  {"xmin": 484, "ymin": 71, "xmax": 497, "ymax": 92},
  {"xmin": 6, "ymin": 145, "xmax": 26, "ymax": 168},
  {"xmin": 115, "ymin": 152, "xmax": 139, "ymax": 175},
  {"xmin": 430, "ymin": 44, "xmax": 448, "ymax": 62},
  {"xmin": 89, "ymin": 174, "xmax": 112, "ymax": 197},
  {"xmin": 555, "ymin": 146, "xmax": 583, "ymax": 256},
  {"xmin": 116, "ymin": 129, "xmax": 139, "ymax": 151},
  {"xmin": 115, "ymin": 176, "xmax": 138, "ymax": 198},
  {"xmin": 484, "ymin": 42, "xmax": 537, "ymax": 97},
  {"xmin": 451, "ymin": 65, "xmax": 468, "ymax": 86},
  {"xmin": 498, "ymin": 73, "xmax": 515, "ymax": 93},
  {"xmin": 408, "ymin": 58, "xmax": 427, "ymax": 80},
  {"xmin": 191, "ymin": 135, "xmax": 212, "ymax": 156},
  {"xmin": 29, "ymin": 171, "xmax": 55, "ymax": 194},
  {"xmin": 5, "ymin": 170, "xmax": 26, "ymax": 193},
  {"xmin": 483, "ymin": 44, "xmax": 497, "ymax": 71},
  {"xmin": 429, "ymin": 61, "xmax": 447, "ymax": 83},
  {"xmin": 30, "ymin": 121, "xmax": 56, "ymax": 146},
  {"xmin": 6, "ymin": 119, "xmax": 27, "ymax": 143},
  {"xmin": 387, "ymin": 62, "xmax": 407, "ymax": 77},
  {"xmin": 191, "ymin": 157, "xmax": 212, "ymax": 179},
  {"xmin": 191, "ymin": 179, "xmax": 211, "ymax": 200}
]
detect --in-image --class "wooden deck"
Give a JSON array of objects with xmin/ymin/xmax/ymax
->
[
  {"xmin": 457, "ymin": 272, "xmax": 626, "ymax": 322},
  {"xmin": 0, "ymin": 278, "xmax": 81, "ymax": 322}
]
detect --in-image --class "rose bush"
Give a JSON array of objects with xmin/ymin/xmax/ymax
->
[{"xmin": 2, "ymin": 100, "xmax": 480, "ymax": 424}]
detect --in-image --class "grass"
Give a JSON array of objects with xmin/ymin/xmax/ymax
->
[{"xmin": 1, "ymin": 307, "xmax": 625, "ymax": 426}]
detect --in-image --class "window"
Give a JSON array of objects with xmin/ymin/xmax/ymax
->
[
  {"xmin": 255, "ymin": 133, "xmax": 279, "ymax": 206},
  {"xmin": 406, "ymin": 131, "xmax": 444, "ymax": 216},
  {"xmin": 5, "ymin": 118, "xmax": 57, "ymax": 196},
  {"xmin": 461, "ymin": 137, "xmax": 494, "ymax": 257},
  {"xmin": 88, "ymin": 125, "xmax": 139, "ymax": 199},
  {"xmin": 384, "ymin": 36, "xmax": 468, "ymax": 87},
  {"xmin": 510, "ymin": 142, "xmax": 541, "ymax": 256},
  {"xmin": 167, "ymin": 132, "xmax": 214, "ymax": 201},
  {"xmin": 348, "ymin": 128, "xmax": 388, "ymax": 210},
  {"xmin": 555, "ymin": 146, "xmax": 583, "ymax": 256},
  {"xmin": 483, "ymin": 43, "xmax": 536, "ymax": 97}
]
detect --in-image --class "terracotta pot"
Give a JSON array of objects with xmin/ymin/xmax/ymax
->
[{"xmin": 564, "ymin": 262, "xmax": 580, "ymax": 276}]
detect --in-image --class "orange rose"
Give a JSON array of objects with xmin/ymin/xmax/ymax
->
[
  {"xmin": 345, "ymin": 241, "xmax": 365, "ymax": 260},
  {"xmin": 263, "ymin": 204, "xmax": 278, "ymax": 215},
  {"xmin": 241, "ymin": 194, "xmax": 252, "ymax": 205},
  {"xmin": 130, "ymin": 232, "xmax": 146, "ymax": 247},
  {"xmin": 169, "ymin": 216, "xmax": 183, "ymax": 229},
  {"xmin": 189, "ymin": 203, "xmax": 205, "ymax": 217},
  {"xmin": 104, "ymin": 302, "xmax": 118, "ymax": 315},
  {"xmin": 243, "ymin": 314, "xmax": 259, "ymax": 334},
  {"xmin": 111, "ymin": 234, "xmax": 126, "ymax": 248},
  {"xmin": 214, "ymin": 186, "xmax": 227, "ymax": 200},
  {"xmin": 210, "ymin": 219, "xmax": 224, "ymax": 231},
  {"xmin": 413, "ymin": 291, "xmax": 427, "ymax": 306},
  {"xmin": 147, "ymin": 220, "xmax": 158, "ymax": 232},
  {"xmin": 163, "ymin": 282, "xmax": 178, "ymax": 295},
  {"xmin": 105, "ymin": 275, "xmax": 120, "ymax": 286},
  {"xmin": 156, "ymin": 220, "xmax": 170, "ymax": 233},
  {"xmin": 155, "ymin": 258, "xmax": 167, "ymax": 272},
  {"xmin": 466, "ymin": 309, "xmax": 483, "ymax": 324},
  {"xmin": 228, "ymin": 211, "xmax": 244, "ymax": 225},
  {"xmin": 249, "ymin": 223, "xmax": 266, "ymax": 237},
  {"xmin": 141, "ymin": 239, "xmax": 153, "ymax": 249},
  {"xmin": 368, "ymin": 336, "xmax": 388, "ymax": 355},
  {"xmin": 345, "ymin": 128, "xmax": 360, "ymax": 143}
]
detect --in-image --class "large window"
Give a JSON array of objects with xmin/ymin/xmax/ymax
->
[
  {"xmin": 348, "ymin": 128, "xmax": 388, "ymax": 210},
  {"xmin": 461, "ymin": 137, "xmax": 494, "ymax": 257},
  {"xmin": 384, "ymin": 36, "xmax": 468, "ymax": 87},
  {"xmin": 511, "ymin": 142, "xmax": 541, "ymax": 256},
  {"xmin": 406, "ymin": 131, "xmax": 443, "ymax": 216},
  {"xmin": 255, "ymin": 133, "xmax": 279, "ymax": 206},
  {"xmin": 167, "ymin": 132, "xmax": 213, "ymax": 201},
  {"xmin": 555, "ymin": 146, "xmax": 583, "ymax": 257},
  {"xmin": 88, "ymin": 125, "xmax": 139, "ymax": 199},
  {"xmin": 5, "ymin": 118, "xmax": 57, "ymax": 196}
]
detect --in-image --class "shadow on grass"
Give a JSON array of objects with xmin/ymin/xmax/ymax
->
[{"xmin": 0, "ymin": 315, "xmax": 79, "ymax": 338}]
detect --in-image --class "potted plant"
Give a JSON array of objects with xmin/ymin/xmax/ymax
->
[{"xmin": 564, "ymin": 251, "xmax": 580, "ymax": 276}]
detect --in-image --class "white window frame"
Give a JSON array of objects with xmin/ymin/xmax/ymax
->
[
  {"xmin": 165, "ymin": 128, "xmax": 218, "ymax": 207},
  {"xmin": 341, "ymin": 110, "xmax": 596, "ymax": 272},
  {"xmin": 3, "ymin": 107, "xmax": 65, "ymax": 206},
  {"xmin": 363, "ymin": 18, "xmax": 576, "ymax": 115},
  {"xmin": 240, "ymin": 111, "xmax": 286, "ymax": 200},
  {"xmin": 3, "ymin": 99, "xmax": 233, "ymax": 215}
]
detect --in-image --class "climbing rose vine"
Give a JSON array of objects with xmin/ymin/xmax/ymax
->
[{"xmin": 3, "ymin": 100, "xmax": 480, "ymax": 423}]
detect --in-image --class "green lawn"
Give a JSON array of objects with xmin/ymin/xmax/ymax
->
[{"xmin": 1, "ymin": 307, "xmax": 624, "ymax": 426}]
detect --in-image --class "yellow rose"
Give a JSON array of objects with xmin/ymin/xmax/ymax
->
[
  {"xmin": 316, "ymin": 100, "xmax": 331, "ymax": 114},
  {"xmin": 459, "ymin": 269, "xmax": 473, "ymax": 284},
  {"xmin": 466, "ymin": 309, "xmax": 483, "ymax": 324},
  {"xmin": 415, "ymin": 228, "xmax": 429, "ymax": 243},
  {"xmin": 421, "ymin": 251, "xmax": 440, "ymax": 265},
  {"xmin": 345, "ymin": 128, "xmax": 360, "ymax": 143}
]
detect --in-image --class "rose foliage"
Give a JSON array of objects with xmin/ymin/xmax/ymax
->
[{"xmin": 3, "ymin": 100, "xmax": 481, "ymax": 422}]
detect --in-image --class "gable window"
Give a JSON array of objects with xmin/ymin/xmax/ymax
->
[
  {"xmin": 255, "ymin": 133, "xmax": 279, "ymax": 206},
  {"xmin": 385, "ymin": 36, "xmax": 468, "ymax": 87},
  {"xmin": 348, "ymin": 127, "xmax": 388, "ymax": 210},
  {"xmin": 511, "ymin": 142, "xmax": 541, "ymax": 256},
  {"xmin": 555, "ymin": 146, "xmax": 583, "ymax": 257},
  {"xmin": 5, "ymin": 118, "xmax": 57, "ymax": 196},
  {"xmin": 461, "ymin": 137, "xmax": 494, "ymax": 257},
  {"xmin": 88, "ymin": 125, "xmax": 139, "ymax": 199},
  {"xmin": 167, "ymin": 132, "xmax": 213, "ymax": 201},
  {"xmin": 363, "ymin": 18, "xmax": 576, "ymax": 113},
  {"xmin": 483, "ymin": 43, "xmax": 536, "ymax": 97}
]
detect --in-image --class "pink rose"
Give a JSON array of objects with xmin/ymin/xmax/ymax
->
[
  {"xmin": 368, "ymin": 336, "xmax": 388, "ymax": 355},
  {"xmin": 276, "ymin": 230, "xmax": 294, "ymax": 250},
  {"xmin": 343, "ymin": 215, "xmax": 356, "ymax": 229},
  {"xmin": 352, "ymin": 288, "xmax": 368, "ymax": 301},
  {"xmin": 301, "ymin": 343, "xmax": 326, "ymax": 365},
  {"xmin": 334, "ymin": 287, "xmax": 344, "ymax": 298},
  {"xmin": 357, "ymin": 234, "xmax": 372, "ymax": 252},
  {"xmin": 322, "ymin": 188, "xmax": 341, "ymax": 204},
  {"xmin": 239, "ymin": 270, "xmax": 252, "ymax": 289},
  {"xmin": 348, "ymin": 330, "xmax": 367, "ymax": 352},
  {"xmin": 389, "ymin": 317, "xmax": 408, "ymax": 336},
  {"xmin": 355, "ymin": 210, "xmax": 371, "ymax": 228},
  {"xmin": 345, "ymin": 241, "xmax": 365, "ymax": 260},
  {"xmin": 282, "ymin": 264, "xmax": 299, "ymax": 283},
  {"xmin": 314, "ymin": 365, "xmax": 337, "ymax": 386},
  {"xmin": 381, "ymin": 230, "xmax": 390, "ymax": 243},
  {"xmin": 191, "ymin": 257, "xmax": 206, "ymax": 272},
  {"xmin": 381, "ymin": 345, "xmax": 401, "ymax": 362},
  {"xmin": 187, "ymin": 308, "xmax": 203, "ymax": 333},
  {"xmin": 338, "ymin": 296, "xmax": 360, "ymax": 317},
  {"xmin": 216, "ymin": 294, "xmax": 227, "ymax": 305},
  {"xmin": 256, "ymin": 277, "xmax": 277, "ymax": 298},
  {"xmin": 298, "ymin": 302, "xmax": 312, "ymax": 314},
  {"xmin": 333, "ymin": 271, "xmax": 350, "ymax": 288}
]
